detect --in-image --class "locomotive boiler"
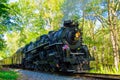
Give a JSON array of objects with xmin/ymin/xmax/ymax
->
[{"xmin": 0, "ymin": 20, "xmax": 94, "ymax": 73}]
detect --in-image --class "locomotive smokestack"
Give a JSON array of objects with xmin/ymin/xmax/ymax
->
[{"xmin": 64, "ymin": 20, "xmax": 78, "ymax": 27}]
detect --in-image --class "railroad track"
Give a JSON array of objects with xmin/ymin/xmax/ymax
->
[
  {"xmin": 71, "ymin": 72, "xmax": 120, "ymax": 80},
  {"xmin": 50, "ymin": 70, "xmax": 120, "ymax": 80},
  {"xmin": 13, "ymin": 68, "xmax": 120, "ymax": 80}
]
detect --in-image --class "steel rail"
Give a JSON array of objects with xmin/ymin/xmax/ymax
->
[{"xmin": 72, "ymin": 73, "xmax": 120, "ymax": 80}]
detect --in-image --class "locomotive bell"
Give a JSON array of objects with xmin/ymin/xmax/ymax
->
[{"xmin": 64, "ymin": 20, "xmax": 78, "ymax": 27}]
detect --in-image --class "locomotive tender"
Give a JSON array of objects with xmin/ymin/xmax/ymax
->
[{"xmin": 0, "ymin": 20, "xmax": 94, "ymax": 72}]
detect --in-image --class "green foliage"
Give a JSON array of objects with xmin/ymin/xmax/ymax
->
[
  {"xmin": 0, "ymin": 66, "xmax": 2, "ymax": 70},
  {"xmin": 0, "ymin": 71, "xmax": 18, "ymax": 80},
  {"xmin": 0, "ymin": 0, "xmax": 9, "ymax": 51},
  {"xmin": 42, "ymin": 0, "xmax": 64, "ymax": 30},
  {"xmin": 5, "ymin": 31, "xmax": 20, "ymax": 56},
  {"xmin": 85, "ymin": 0, "xmax": 107, "ymax": 15},
  {"xmin": 0, "ymin": 24, "xmax": 7, "ymax": 34},
  {"xmin": 89, "ymin": 66, "xmax": 120, "ymax": 74},
  {"xmin": 0, "ymin": 2, "xmax": 9, "ymax": 17},
  {"xmin": 0, "ymin": 38, "xmax": 6, "ymax": 50}
]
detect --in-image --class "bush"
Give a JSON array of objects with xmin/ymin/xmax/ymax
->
[
  {"xmin": 0, "ymin": 66, "xmax": 3, "ymax": 70},
  {"xmin": 0, "ymin": 71, "xmax": 18, "ymax": 80}
]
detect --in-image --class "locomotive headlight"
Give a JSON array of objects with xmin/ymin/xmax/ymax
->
[
  {"xmin": 75, "ymin": 32, "xmax": 80, "ymax": 38},
  {"xmin": 74, "ymin": 32, "xmax": 80, "ymax": 40}
]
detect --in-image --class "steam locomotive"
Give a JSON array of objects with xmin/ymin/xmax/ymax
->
[{"xmin": 0, "ymin": 20, "xmax": 94, "ymax": 73}]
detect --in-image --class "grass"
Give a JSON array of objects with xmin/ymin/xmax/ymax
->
[
  {"xmin": 0, "ymin": 70, "xmax": 18, "ymax": 80},
  {"xmin": 89, "ymin": 66, "xmax": 120, "ymax": 75}
]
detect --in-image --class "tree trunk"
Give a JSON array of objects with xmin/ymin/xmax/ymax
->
[{"xmin": 107, "ymin": 0, "xmax": 119, "ymax": 71}]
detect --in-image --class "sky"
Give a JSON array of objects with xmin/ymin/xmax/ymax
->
[{"xmin": 9, "ymin": 0, "xmax": 18, "ymax": 3}]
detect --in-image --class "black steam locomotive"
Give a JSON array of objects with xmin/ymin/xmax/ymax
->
[{"xmin": 0, "ymin": 20, "xmax": 94, "ymax": 73}]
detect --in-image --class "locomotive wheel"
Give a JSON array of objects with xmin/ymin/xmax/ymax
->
[
  {"xmin": 81, "ymin": 45, "xmax": 91, "ymax": 58},
  {"xmin": 44, "ymin": 64, "xmax": 49, "ymax": 72},
  {"xmin": 50, "ymin": 68, "xmax": 55, "ymax": 72},
  {"xmin": 34, "ymin": 65, "xmax": 38, "ymax": 71},
  {"xmin": 39, "ymin": 65, "xmax": 44, "ymax": 71},
  {"xmin": 50, "ymin": 66, "xmax": 55, "ymax": 72},
  {"xmin": 60, "ymin": 64, "xmax": 67, "ymax": 72}
]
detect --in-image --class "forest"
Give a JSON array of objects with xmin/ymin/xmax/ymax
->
[{"xmin": 0, "ymin": 0, "xmax": 120, "ymax": 73}]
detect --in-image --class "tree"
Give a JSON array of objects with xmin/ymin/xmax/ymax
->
[
  {"xmin": 0, "ymin": 0, "xmax": 9, "ymax": 50},
  {"xmin": 42, "ymin": 0, "xmax": 64, "ymax": 30},
  {"xmin": 85, "ymin": 0, "xmax": 120, "ymax": 71},
  {"xmin": 107, "ymin": 0, "xmax": 120, "ymax": 71},
  {"xmin": 3, "ymin": 0, "xmax": 65, "ymax": 56},
  {"xmin": 64, "ymin": 0, "xmax": 120, "ymax": 71}
]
